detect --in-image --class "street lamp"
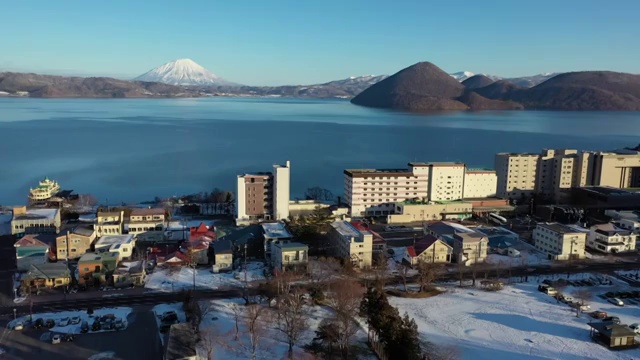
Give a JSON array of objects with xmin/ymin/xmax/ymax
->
[
  {"xmin": 13, "ymin": 288, "xmax": 17, "ymax": 301},
  {"xmin": 13, "ymin": 308, "xmax": 16, "ymax": 320}
]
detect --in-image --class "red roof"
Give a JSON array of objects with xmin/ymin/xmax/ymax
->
[
  {"xmin": 14, "ymin": 234, "xmax": 54, "ymax": 248},
  {"xmin": 350, "ymin": 221, "xmax": 368, "ymax": 231},
  {"xmin": 190, "ymin": 223, "xmax": 210, "ymax": 235},
  {"xmin": 406, "ymin": 246, "xmax": 417, "ymax": 258}
]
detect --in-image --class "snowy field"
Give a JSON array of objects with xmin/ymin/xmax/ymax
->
[
  {"xmin": 145, "ymin": 262, "xmax": 266, "ymax": 292},
  {"xmin": 8, "ymin": 307, "xmax": 132, "ymax": 334},
  {"xmin": 389, "ymin": 279, "xmax": 640, "ymax": 360},
  {"xmin": 197, "ymin": 298, "xmax": 374, "ymax": 360}
]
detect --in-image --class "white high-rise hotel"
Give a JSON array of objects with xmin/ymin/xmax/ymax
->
[
  {"xmin": 236, "ymin": 160, "xmax": 290, "ymax": 225},
  {"xmin": 344, "ymin": 162, "xmax": 497, "ymax": 216}
]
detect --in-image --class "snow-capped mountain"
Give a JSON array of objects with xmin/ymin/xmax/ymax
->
[
  {"xmin": 320, "ymin": 75, "xmax": 388, "ymax": 87},
  {"xmin": 449, "ymin": 71, "xmax": 476, "ymax": 81},
  {"xmin": 135, "ymin": 58, "xmax": 235, "ymax": 86}
]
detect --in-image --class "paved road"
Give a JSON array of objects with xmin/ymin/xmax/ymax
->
[{"xmin": 0, "ymin": 305, "xmax": 161, "ymax": 360}]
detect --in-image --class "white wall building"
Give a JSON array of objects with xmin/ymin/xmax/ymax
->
[
  {"xmin": 426, "ymin": 162, "xmax": 466, "ymax": 201},
  {"xmin": 273, "ymin": 161, "xmax": 291, "ymax": 221},
  {"xmin": 328, "ymin": 221, "xmax": 373, "ymax": 268},
  {"xmin": 587, "ymin": 223, "xmax": 637, "ymax": 253},
  {"xmin": 463, "ymin": 169, "xmax": 497, "ymax": 198},
  {"xmin": 236, "ymin": 160, "xmax": 290, "ymax": 225},
  {"xmin": 94, "ymin": 234, "xmax": 136, "ymax": 261},
  {"xmin": 495, "ymin": 153, "xmax": 539, "ymax": 199},
  {"xmin": 533, "ymin": 223, "xmax": 586, "ymax": 260}
]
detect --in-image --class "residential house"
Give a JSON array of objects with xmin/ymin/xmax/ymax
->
[
  {"xmin": 271, "ymin": 240, "xmax": 308, "ymax": 272},
  {"xmin": 589, "ymin": 322, "xmax": 637, "ymax": 349},
  {"xmin": 261, "ymin": 222, "xmax": 294, "ymax": 260},
  {"xmin": 163, "ymin": 251, "xmax": 188, "ymax": 267},
  {"xmin": 165, "ymin": 323, "xmax": 198, "ymax": 360},
  {"xmin": 113, "ymin": 261, "xmax": 146, "ymax": 288},
  {"xmin": 14, "ymin": 234, "xmax": 55, "ymax": 271},
  {"xmin": 128, "ymin": 208, "xmax": 166, "ymax": 241},
  {"xmin": 56, "ymin": 226, "xmax": 95, "ymax": 260},
  {"xmin": 328, "ymin": 220, "xmax": 373, "ymax": 268},
  {"xmin": 94, "ymin": 234, "xmax": 135, "ymax": 261},
  {"xmin": 533, "ymin": 223, "xmax": 587, "ymax": 260},
  {"xmin": 21, "ymin": 262, "xmax": 71, "ymax": 291},
  {"xmin": 181, "ymin": 239, "xmax": 210, "ymax": 265},
  {"xmin": 11, "ymin": 206, "xmax": 61, "ymax": 235},
  {"xmin": 587, "ymin": 223, "xmax": 637, "ymax": 253},
  {"xmin": 211, "ymin": 239, "xmax": 233, "ymax": 272},
  {"xmin": 189, "ymin": 222, "xmax": 216, "ymax": 241},
  {"xmin": 453, "ymin": 232, "xmax": 489, "ymax": 265},
  {"xmin": 78, "ymin": 252, "xmax": 119, "ymax": 286},
  {"xmin": 424, "ymin": 221, "xmax": 477, "ymax": 239},
  {"xmin": 95, "ymin": 211, "xmax": 124, "ymax": 237},
  {"xmin": 405, "ymin": 235, "xmax": 453, "ymax": 265}
]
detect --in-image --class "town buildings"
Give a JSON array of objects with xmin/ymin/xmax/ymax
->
[
  {"xmin": 211, "ymin": 239, "xmax": 233, "ymax": 272},
  {"xmin": 11, "ymin": 207, "xmax": 61, "ymax": 235},
  {"xmin": 28, "ymin": 177, "xmax": 61, "ymax": 202},
  {"xmin": 328, "ymin": 221, "xmax": 373, "ymax": 268},
  {"xmin": 56, "ymin": 226, "xmax": 95, "ymax": 260},
  {"xmin": 387, "ymin": 199, "xmax": 473, "ymax": 223},
  {"xmin": 533, "ymin": 223, "xmax": 587, "ymax": 260},
  {"xmin": 405, "ymin": 235, "xmax": 453, "ymax": 265},
  {"xmin": 95, "ymin": 211, "xmax": 124, "ymax": 237},
  {"xmin": 270, "ymin": 241, "xmax": 308, "ymax": 271},
  {"xmin": 128, "ymin": 208, "xmax": 166, "ymax": 241},
  {"xmin": 496, "ymin": 148, "xmax": 640, "ymax": 200},
  {"xmin": 21, "ymin": 263, "xmax": 71, "ymax": 290},
  {"xmin": 14, "ymin": 234, "xmax": 54, "ymax": 271},
  {"xmin": 94, "ymin": 234, "xmax": 136, "ymax": 261},
  {"xmin": 453, "ymin": 232, "xmax": 489, "ymax": 265},
  {"xmin": 78, "ymin": 252, "xmax": 119, "ymax": 285},
  {"xmin": 260, "ymin": 222, "xmax": 294, "ymax": 260},
  {"xmin": 344, "ymin": 162, "xmax": 497, "ymax": 217},
  {"xmin": 587, "ymin": 223, "xmax": 637, "ymax": 253},
  {"xmin": 235, "ymin": 160, "xmax": 291, "ymax": 225}
]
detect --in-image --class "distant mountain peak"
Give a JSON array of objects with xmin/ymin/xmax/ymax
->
[
  {"xmin": 450, "ymin": 71, "xmax": 476, "ymax": 81},
  {"xmin": 135, "ymin": 58, "xmax": 235, "ymax": 86}
]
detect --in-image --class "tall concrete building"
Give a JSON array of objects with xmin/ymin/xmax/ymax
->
[
  {"xmin": 344, "ymin": 162, "xmax": 497, "ymax": 216},
  {"xmin": 236, "ymin": 160, "xmax": 291, "ymax": 225},
  {"xmin": 496, "ymin": 148, "xmax": 640, "ymax": 200}
]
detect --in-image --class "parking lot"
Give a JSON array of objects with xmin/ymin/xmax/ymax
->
[{"xmin": 0, "ymin": 305, "xmax": 161, "ymax": 360}]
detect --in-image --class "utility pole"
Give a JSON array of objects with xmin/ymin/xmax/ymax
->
[{"xmin": 244, "ymin": 244, "xmax": 248, "ymax": 287}]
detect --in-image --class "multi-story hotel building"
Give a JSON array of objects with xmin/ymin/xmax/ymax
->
[
  {"xmin": 496, "ymin": 148, "xmax": 640, "ymax": 200},
  {"xmin": 345, "ymin": 162, "xmax": 497, "ymax": 216},
  {"xmin": 236, "ymin": 161, "xmax": 290, "ymax": 225},
  {"xmin": 128, "ymin": 208, "xmax": 166, "ymax": 241}
]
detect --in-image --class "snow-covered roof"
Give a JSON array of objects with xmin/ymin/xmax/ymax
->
[
  {"xmin": 261, "ymin": 222, "xmax": 293, "ymax": 239},
  {"xmin": 95, "ymin": 234, "xmax": 134, "ymax": 249},
  {"xmin": 13, "ymin": 208, "xmax": 58, "ymax": 221}
]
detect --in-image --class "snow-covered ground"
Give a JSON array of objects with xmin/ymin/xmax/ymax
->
[
  {"xmin": 152, "ymin": 303, "xmax": 187, "ymax": 345},
  {"xmin": 9, "ymin": 307, "xmax": 132, "ymax": 334},
  {"xmin": 145, "ymin": 262, "xmax": 266, "ymax": 292},
  {"xmin": 389, "ymin": 280, "xmax": 640, "ymax": 360},
  {"xmin": 197, "ymin": 298, "xmax": 373, "ymax": 359}
]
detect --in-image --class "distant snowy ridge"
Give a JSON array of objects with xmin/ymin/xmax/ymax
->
[
  {"xmin": 448, "ymin": 71, "xmax": 559, "ymax": 87},
  {"xmin": 134, "ymin": 58, "xmax": 236, "ymax": 86}
]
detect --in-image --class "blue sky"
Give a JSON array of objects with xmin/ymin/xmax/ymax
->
[{"xmin": 1, "ymin": 0, "xmax": 638, "ymax": 85}]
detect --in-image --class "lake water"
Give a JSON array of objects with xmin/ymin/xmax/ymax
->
[{"xmin": 1, "ymin": 97, "xmax": 639, "ymax": 205}]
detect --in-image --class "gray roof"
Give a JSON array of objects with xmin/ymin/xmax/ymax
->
[
  {"xmin": 212, "ymin": 239, "xmax": 233, "ymax": 254},
  {"xmin": 275, "ymin": 241, "xmax": 308, "ymax": 251},
  {"xmin": 589, "ymin": 322, "xmax": 637, "ymax": 338},
  {"xmin": 24, "ymin": 262, "xmax": 71, "ymax": 280},
  {"xmin": 165, "ymin": 323, "xmax": 197, "ymax": 360}
]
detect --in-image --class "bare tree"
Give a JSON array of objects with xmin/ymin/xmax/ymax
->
[
  {"xmin": 78, "ymin": 194, "xmax": 98, "ymax": 208},
  {"xmin": 308, "ymin": 256, "xmax": 340, "ymax": 284},
  {"xmin": 199, "ymin": 328, "xmax": 217, "ymax": 360},
  {"xmin": 416, "ymin": 259, "xmax": 441, "ymax": 292},
  {"xmin": 572, "ymin": 289, "xmax": 592, "ymax": 317},
  {"xmin": 305, "ymin": 186, "xmax": 335, "ymax": 202},
  {"xmin": 231, "ymin": 304, "xmax": 242, "ymax": 341},
  {"xmin": 328, "ymin": 280, "xmax": 365, "ymax": 356},
  {"xmin": 275, "ymin": 289, "xmax": 309, "ymax": 358},
  {"xmin": 372, "ymin": 252, "xmax": 388, "ymax": 291},
  {"xmin": 395, "ymin": 261, "xmax": 412, "ymax": 293},
  {"xmin": 244, "ymin": 304, "xmax": 267, "ymax": 360}
]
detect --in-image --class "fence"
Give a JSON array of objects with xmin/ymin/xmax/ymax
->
[{"xmin": 367, "ymin": 328, "xmax": 389, "ymax": 360}]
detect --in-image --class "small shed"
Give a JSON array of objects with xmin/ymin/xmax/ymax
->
[{"xmin": 589, "ymin": 322, "xmax": 638, "ymax": 349}]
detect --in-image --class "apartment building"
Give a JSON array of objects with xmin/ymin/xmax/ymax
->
[
  {"xmin": 328, "ymin": 221, "xmax": 373, "ymax": 268},
  {"xmin": 589, "ymin": 150, "xmax": 640, "ymax": 188},
  {"xmin": 11, "ymin": 207, "xmax": 61, "ymax": 235},
  {"xmin": 423, "ymin": 162, "xmax": 466, "ymax": 201},
  {"xmin": 533, "ymin": 223, "xmax": 587, "ymax": 260},
  {"xmin": 270, "ymin": 241, "xmax": 308, "ymax": 271},
  {"xmin": 235, "ymin": 161, "xmax": 290, "ymax": 225},
  {"xmin": 587, "ymin": 223, "xmax": 637, "ymax": 254},
  {"xmin": 96, "ymin": 211, "xmax": 124, "ymax": 237},
  {"xmin": 56, "ymin": 226, "xmax": 95, "ymax": 260},
  {"xmin": 463, "ymin": 169, "xmax": 497, "ymax": 198},
  {"xmin": 128, "ymin": 208, "xmax": 165, "ymax": 241},
  {"xmin": 495, "ymin": 153, "xmax": 539, "ymax": 199}
]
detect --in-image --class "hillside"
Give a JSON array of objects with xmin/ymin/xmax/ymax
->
[
  {"xmin": 462, "ymin": 75, "xmax": 495, "ymax": 89},
  {"xmin": 0, "ymin": 72, "xmax": 196, "ymax": 98},
  {"xmin": 457, "ymin": 91, "xmax": 523, "ymax": 110},
  {"xmin": 512, "ymin": 71, "xmax": 640, "ymax": 110},
  {"xmin": 474, "ymin": 80, "xmax": 525, "ymax": 100},
  {"xmin": 351, "ymin": 62, "xmax": 470, "ymax": 111}
]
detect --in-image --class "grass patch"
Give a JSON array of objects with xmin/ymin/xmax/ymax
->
[{"xmin": 386, "ymin": 288, "xmax": 444, "ymax": 298}]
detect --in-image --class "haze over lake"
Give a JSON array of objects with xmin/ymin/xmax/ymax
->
[{"xmin": 1, "ymin": 97, "xmax": 639, "ymax": 205}]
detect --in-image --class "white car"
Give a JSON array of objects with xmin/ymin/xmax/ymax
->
[
  {"xmin": 58, "ymin": 317, "xmax": 70, "ymax": 326},
  {"xmin": 608, "ymin": 297, "xmax": 624, "ymax": 306},
  {"xmin": 629, "ymin": 323, "xmax": 640, "ymax": 334},
  {"xmin": 70, "ymin": 317, "xmax": 81, "ymax": 325},
  {"xmin": 51, "ymin": 334, "xmax": 62, "ymax": 344},
  {"xmin": 13, "ymin": 322, "xmax": 24, "ymax": 331}
]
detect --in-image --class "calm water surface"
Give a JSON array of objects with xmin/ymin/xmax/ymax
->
[{"xmin": 0, "ymin": 97, "xmax": 639, "ymax": 205}]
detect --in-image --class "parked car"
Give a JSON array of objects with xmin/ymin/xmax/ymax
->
[
  {"xmin": 571, "ymin": 303, "xmax": 590, "ymax": 311},
  {"xmin": 33, "ymin": 318, "xmax": 43, "ymax": 329},
  {"xmin": 161, "ymin": 311, "xmax": 178, "ymax": 322},
  {"xmin": 560, "ymin": 295, "xmax": 574, "ymax": 304},
  {"xmin": 80, "ymin": 321, "xmax": 89, "ymax": 333},
  {"xmin": 13, "ymin": 322, "xmax": 24, "ymax": 331},
  {"xmin": 114, "ymin": 319, "xmax": 125, "ymax": 330},
  {"xmin": 603, "ymin": 316, "xmax": 621, "ymax": 324},
  {"xmin": 45, "ymin": 319, "xmax": 55, "ymax": 329},
  {"xmin": 63, "ymin": 334, "xmax": 74, "ymax": 342},
  {"xmin": 608, "ymin": 297, "xmax": 624, "ymax": 306},
  {"xmin": 629, "ymin": 323, "xmax": 640, "ymax": 335},
  {"xmin": 590, "ymin": 311, "xmax": 607, "ymax": 319},
  {"xmin": 91, "ymin": 319, "xmax": 101, "ymax": 332},
  {"xmin": 544, "ymin": 287, "xmax": 557, "ymax": 296},
  {"xmin": 70, "ymin": 317, "xmax": 81, "ymax": 325},
  {"xmin": 101, "ymin": 319, "xmax": 114, "ymax": 330},
  {"xmin": 51, "ymin": 334, "xmax": 62, "ymax": 344},
  {"xmin": 58, "ymin": 317, "xmax": 70, "ymax": 327}
]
